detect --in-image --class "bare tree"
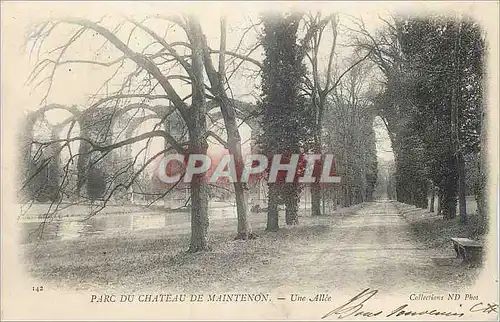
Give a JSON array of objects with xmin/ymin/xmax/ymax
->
[
  {"xmin": 196, "ymin": 16, "xmax": 257, "ymax": 240},
  {"xmin": 24, "ymin": 14, "xmax": 262, "ymax": 251},
  {"xmin": 303, "ymin": 12, "xmax": 372, "ymax": 215}
]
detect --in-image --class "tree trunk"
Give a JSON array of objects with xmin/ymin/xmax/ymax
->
[
  {"xmin": 197, "ymin": 16, "xmax": 254, "ymax": 240},
  {"xmin": 311, "ymin": 136, "xmax": 322, "ymax": 216},
  {"xmin": 189, "ymin": 178, "xmax": 210, "ymax": 252},
  {"xmin": 187, "ymin": 17, "xmax": 210, "ymax": 252},
  {"xmin": 332, "ymin": 186, "xmax": 338, "ymax": 211},
  {"xmin": 322, "ymin": 189, "xmax": 326, "ymax": 214},
  {"xmin": 441, "ymin": 159, "xmax": 458, "ymax": 220},
  {"xmin": 437, "ymin": 189, "xmax": 442, "ymax": 216},
  {"xmin": 285, "ymin": 201, "xmax": 299, "ymax": 224},
  {"xmin": 441, "ymin": 195, "xmax": 457, "ymax": 219},
  {"xmin": 234, "ymin": 182, "xmax": 256, "ymax": 239},
  {"xmin": 476, "ymin": 107, "xmax": 487, "ymax": 234},
  {"xmin": 311, "ymin": 182, "xmax": 322, "ymax": 216},
  {"xmin": 266, "ymin": 183, "xmax": 279, "ymax": 231},
  {"xmin": 343, "ymin": 183, "xmax": 350, "ymax": 207},
  {"xmin": 457, "ymin": 152, "xmax": 467, "ymax": 224},
  {"xmin": 450, "ymin": 20, "xmax": 466, "ymax": 223},
  {"xmin": 429, "ymin": 185, "xmax": 435, "ymax": 213},
  {"xmin": 284, "ymin": 183, "xmax": 299, "ymax": 225},
  {"xmin": 415, "ymin": 178, "xmax": 429, "ymax": 209}
]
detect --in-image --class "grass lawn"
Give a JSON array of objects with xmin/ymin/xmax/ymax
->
[
  {"xmin": 21, "ymin": 213, "xmax": 335, "ymax": 294},
  {"xmin": 21, "ymin": 200, "xmax": 484, "ymax": 295},
  {"xmin": 396, "ymin": 201, "xmax": 487, "ymax": 258}
]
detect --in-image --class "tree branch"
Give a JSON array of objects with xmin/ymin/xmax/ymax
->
[
  {"xmin": 206, "ymin": 130, "xmax": 228, "ymax": 149},
  {"xmin": 326, "ymin": 49, "xmax": 373, "ymax": 96},
  {"xmin": 209, "ymin": 49, "xmax": 263, "ymax": 69},
  {"xmin": 126, "ymin": 17, "xmax": 194, "ymax": 78},
  {"xmin": 56, "ymin": 17, "xmax": 190, "ymax": 122},
  {"xmin": 34, "ymin": 130, "xmax": 186, "ymax": 155},
  {"xmin": 219, "ymin": 17, "xmax": 227, "ymax": 76}
]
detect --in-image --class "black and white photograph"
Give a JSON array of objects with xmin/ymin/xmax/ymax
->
[{"xmin": 1, "ymin": 1, "xmax": 498, "ymax": 320}]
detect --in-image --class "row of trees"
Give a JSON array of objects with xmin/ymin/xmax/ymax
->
[
  {"xmin": 358, "ymin": 15, "xmax": 486, "ymax": 228},
  {"xmin": 323, "ymin": 63, "xmax": 378, "ymax": 208},
  {"xmin": 257, "ymin": 12, "xmax": 379, "ymax": 232}
]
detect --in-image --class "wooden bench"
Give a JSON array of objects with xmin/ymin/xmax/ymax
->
[{"xmin": 451, "ymin": 237, "xmax": 483, "ymax": 263}]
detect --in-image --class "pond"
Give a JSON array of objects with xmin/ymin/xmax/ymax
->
[{"xmin": 18, "ymin": 203, "xmax": 239, "ymax": 244}]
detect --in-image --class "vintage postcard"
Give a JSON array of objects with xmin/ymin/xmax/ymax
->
[{"xmin": 1, "ymin": 1, "xmax": 498, "ymax": 320}]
